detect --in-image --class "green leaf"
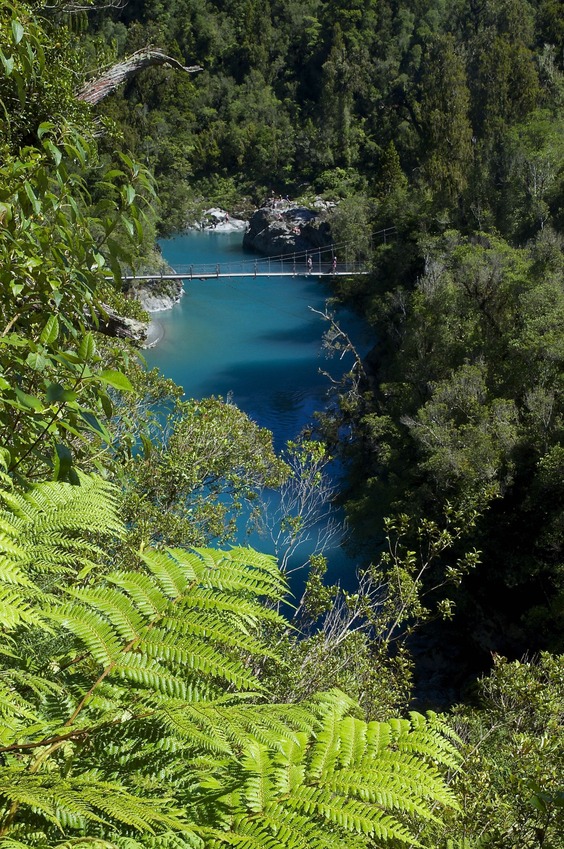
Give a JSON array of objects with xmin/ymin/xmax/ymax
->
[
  {"xmin": 26, "ymin": 352, "xmax": 48, "ymax": 371},
  {"xmin": 122, "ymin": 217, "xmax": 135, "ymax": 237},
  {"xmin": 80, "ymin": 411, "xmax": 111, "ymax": 441},
  {"xmin": 78, "ymin": 332, "xmax": 95, "ymax": 363},
  {"xmin": 53, "ymin": 442, "xmax": 72, "ymax": 481},
  {"xmin": 37, "ymin": 121, "xmax": 56, "ymax": 139},
  {"xmin": 99, "ymin": 392, "xmax": 113, "ymax": 419},
  {"xmin": 44, "ymin": 139, "xmax": 62, "ymax": 166},
  {"xmin": 98, "ymin": 370, "xmax": 134, "ymax": 392},
  {"xmin": 14, "ymin": 388, "xmax": 43, "ymax": 411},
  {"xmin": 46, "ymin": 383, "xmax": 78, "ymax": 404},
  {"xmin": 0, "ymin": 49, "xmax": 15, "ymax": 76},
  {"xmin": 40, "ymin": 316, "xmax": 59, "ymax": 345},
  {"xmin": 23, "ymin": 181, "xmax": 40, "ymax": 214},
  {"xmin": 11, "ymin": 20, "xmax": 24, "ymax": 45}
]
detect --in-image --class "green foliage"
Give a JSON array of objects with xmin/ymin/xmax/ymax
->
[
  {"xmin": 207, "ymin": 693, "xmax": 460, "ymax": 848},
  {"xmin": 0, "ymin": 471, "xmax": 122, "ymax": 627},
  {"xmin": 2, "ymin": 2, "xmax": 564, "ymax": 846},
  {"xmin": 78, "ymin": 0, "xmax": 561, "ymax": 238},
  {"xmin": 0, "ymin": 1, "xmax": 87, "ymax": 154},
  {"xmin": 503, "ymin": 110, "xmax": 564, "ymax": 236},
  {"xmin": 0, "ymin": 4, "xmax": 157, "ymax": 482},
  {"xmin": 403, "ymin": 362, "xmax": 519, "ymax": 502},
  {"xmin": 121, "ymin": 397, "xmax": 289, "ymax": 548},
  {"xmin": 258, "ymin": 503, "xmax": 482, "ymax": 719},
  {"xmin": 433, "ymin": 654, "xmax": 564, "ymax": 848},
  {"xmin": 0, "ymin": 477, "xmax": 459, "ymax": 847},
  {"xmin": 324, "ymin": 225, "xmax": 563, "ymax": 654},
  {"xmin": 417, "ymin": 34, "xmax": 473, "ymax": 205}
]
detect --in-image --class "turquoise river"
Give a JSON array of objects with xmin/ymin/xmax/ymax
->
[{"xmin": 144, "ymin": 229, "xmax": 371, "ymax": 586}]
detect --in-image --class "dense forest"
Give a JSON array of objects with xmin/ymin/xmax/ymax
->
[{"xmin": 0, "ymin": 0, "xmax": 563, "ymax": 846}]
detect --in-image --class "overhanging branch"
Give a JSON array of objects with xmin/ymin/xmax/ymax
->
[{"xmin": 77, "ymin": 48, "xmax": 203, "ymax": 105}]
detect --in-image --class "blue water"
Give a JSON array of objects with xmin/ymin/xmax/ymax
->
[{"xmin": 145, "ymin": 230, "xmax": 370, "ymax": 586}]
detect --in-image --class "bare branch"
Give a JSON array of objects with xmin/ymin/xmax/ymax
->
[
  {"xmin": 77, "ymin": 48, "xmax": 203, "ymax": 105},
  {"xmin": 43, "ymin": 0, "xmax": 126, "ymax": 11}
]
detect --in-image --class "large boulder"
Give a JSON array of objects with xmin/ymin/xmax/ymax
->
[{"xmin": 243, "ymin": 204, "xmax": 333, "ymax": 256}]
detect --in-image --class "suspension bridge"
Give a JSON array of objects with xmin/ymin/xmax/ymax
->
[{"xmin": 120, "ymin": 228, "xmax": 395, "ymax": 283}]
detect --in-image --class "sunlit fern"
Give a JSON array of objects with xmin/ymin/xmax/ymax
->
[
  {"xmin": 0, "ymin": 475, "xmax": 459, "ymax": 847},
  {"xmin": 0, "ymin": 472, "xmax": 122, "ymax": 630}
]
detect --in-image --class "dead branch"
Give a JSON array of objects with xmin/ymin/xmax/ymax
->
[{"xmin": 77, "ymin": 48, "xmax": 203, "ymax": 105}]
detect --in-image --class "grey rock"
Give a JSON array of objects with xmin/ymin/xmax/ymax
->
[
  {"xmin": 243, "ymin": 205, "xmax": 333, "ymax": 256},
  {"xmin": 129, "ymin": 279, "xmax": 184, "ymax": 313},
  {"xmin": 97, "ymin": 306, "xmax": 148, "ymax": 345}
]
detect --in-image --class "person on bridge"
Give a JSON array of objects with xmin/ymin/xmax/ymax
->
[
  {"xmin": 307, "ymin": 256, "xmax": 313, "ymax": 274},
  {"xmin": 332, "ymin": 255, "xmax": 337, "ymax": 274}
]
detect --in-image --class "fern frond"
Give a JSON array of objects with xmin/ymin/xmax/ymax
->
[
  {"xmin": 46, "ymin": 546, "xmax": 288, "ymax": 711},
  {"xmin": 308, "ymin": 688, "xmax": 359, "ymax": 720},
  {"xmin": 106, "ymin": 572, "xmax": 169, "ymax": 618},
  {"xmin": 1, "ymin": 475, "xmax": 121, "ymax": 535},
  {"xmin": 67, "ymin": 587, "xmax": 146, "ymax": 643},
  {"xmin": 213, "ymin": 694, "xmax": 460, "ymax": 848},
  {"xmin": 49, "ymin": 602, "xmax": 124, "ymax": 667},
  {"xmin": 140, "ymin": 550, "xmax": 196, "ymax": 600},
  {"xmin": 188, "ymin": 548, "xmax": 287, "ymax": 600},
  {"xmin": 0, "ymin": 837, "xmax": 120, "ymax": 849},
  {"xmin": 0, "ymin": 471, "xmax": 457, "ymax": 849},
  {"xmin": 0, "ymin": 771, "xmax": 188, "ymax": 834},
  {"xmin": 0, "ymin": 552, "xmax": 30, "ymax": 586},
  {"xmin": 149, "ymin": 709, "xmax": 233, "ymax": 755},
  {"xmin": 112, "ymin": 835, "xmax": 204, "ymax": 849},
  {"xmin": 0, "ymin": 474, "xmax": 122, "ymax": 631},
  {"xmin": 0, "ymin": 589, "xmax": 44, "ymax": 630}
]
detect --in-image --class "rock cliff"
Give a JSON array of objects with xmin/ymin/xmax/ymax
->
[{"xmin": 128, "ymin": 278, "xmax": 184, "ymax": 313}]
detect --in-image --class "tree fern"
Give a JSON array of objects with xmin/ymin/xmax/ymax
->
[
  {"xmin": 204, "ymin": 691, "xmax": 460, "ymax": 849},
  {"xmin": 0, "ymin": 476, "xmax": 459, "ymax": 847}
]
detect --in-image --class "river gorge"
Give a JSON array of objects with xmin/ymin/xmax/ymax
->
[{"xmin": 144, "ymin": 228, "xmax": 371, "ymax": 587}]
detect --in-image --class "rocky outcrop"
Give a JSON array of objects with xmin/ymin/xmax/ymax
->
[
  {"xmin": 128, "ymin": 278, "xmax": 184, "ymax": 313},
  {"xmin": 196, "ymin": 208, "xmax": 248, "ymax": 232},
  {"xmin": 97, "ymin": 305, "xmax": 148, "ymax": 345},
  {"xmin": 243, "ymin": 203, "xmax": 333, "ymax": 256}
]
